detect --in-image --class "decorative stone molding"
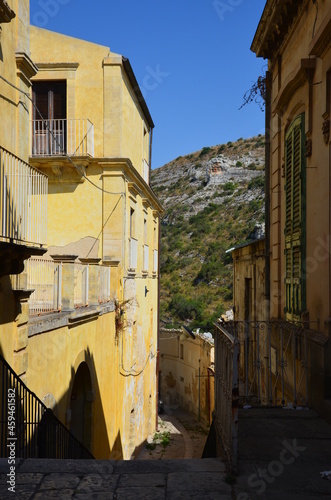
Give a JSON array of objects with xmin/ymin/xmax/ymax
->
[
  {"xmin": 15, "ymin": 52, "xmax": 38, "ymax": 87},
  {"xmin": 274, "ymin": 58, "xmax": 316, "ymax": 116},
  {"xmin": 79, "ymin": 258, "xmax": 101, "ymax": 265},
  {"xmin": 322, "ymin": 119, "xmax": 330, "ymax": 145},
  {"xmin": 142, "ymin": 198, "xmax": 152, "ymax": 209},
  {"xmin": 128, "ymin": 182, "xmax": 142, "ymax": 198},
  {"xmin": 305, "ymin": 137, "xmax": 312, "ymax": 157},
  {"xmin": 251, "ymin": 0, "xmax": 309, "ymax": 59},
  {"xmin": 0, "ymin": 0, "xmax": 15, "ymax": 24}
]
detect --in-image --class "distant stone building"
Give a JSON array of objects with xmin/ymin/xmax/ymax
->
[
  {"xmin": 231, "ymin": 238, "xmax": 266, "ymax": 322},
  {"xmin": 159, "ymin": 329, "xmax": 214, "ymax": 424}
]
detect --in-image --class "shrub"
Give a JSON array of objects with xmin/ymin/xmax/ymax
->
[
  {"xmin": 236, "ymin": 161, "xmax": 242, "ymax": 167},
  {"xmin": 199, "ymin": 147, "xmax": 211, "ymax": 157},
  {"xmin": 168, "ymin": 294, "xmax": 202, "ymax": 321},
  {"xmin": 248, "ymin": 175, "xmax": 264, "ymax": 190},
  {"xmin": 223, "ymin": 182, "xmax": 236, "ymax": 193}
]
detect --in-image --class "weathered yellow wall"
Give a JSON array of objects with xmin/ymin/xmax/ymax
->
[
  {"xmin": 0, "ymin": 0, "xmax": 32, "ymax": 158},
  {"xmin": 0, "ymin": 0, "xmax": 36, "ymax": 368},
  {"xmin": 25, "ymin": 25, "xmax": 162, "ymax": 459}
]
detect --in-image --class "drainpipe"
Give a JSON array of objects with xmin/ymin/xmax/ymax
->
[
  {"xmin": 156, "ymin": 214, "xmax": 160, "ymax": 431},
  {"xmin": 198, "ymin": 359, "xmax": 201, "ymax": 421},
  {"xmin": 207, "ymin": 368, "xmax": 210, "ymax": 425},
  {"xmin": 265, "ymin": 70, "xmax": 271, "ymax": 320},
  {"xmin": 149, "ymin": 128, "xmax": 153, "ymax": 183}
]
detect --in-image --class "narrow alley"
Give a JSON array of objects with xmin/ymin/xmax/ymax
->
[{"xmin": 136, "ymin": 405, "xmax": 210, "ymax": 460}]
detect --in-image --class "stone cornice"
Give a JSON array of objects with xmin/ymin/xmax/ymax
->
[
  {"xmin": 98, "ymin": 158, "xmax": 163, "ymax": 213},
  {"xmin": 251, "ymin": 0, "xmax": 308, "ymax": 59},
  {"xmin": 35, "ymin": 62, "xmax": 79, "ymax": 71},
  {"xmin": 0, "ymin": 0, "xmax": 15, "ymax": 23},
  {"xmin": 16, "ymin": 52, "xmax": 38, "ymax": 87}
]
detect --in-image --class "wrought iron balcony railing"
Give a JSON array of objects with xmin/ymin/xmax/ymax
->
[
  {"xmin": 31, "ymin": 119, "xmax": 94, "ymax": 157},
  {"xmin": 0, "ymin": 146, "xmax": 48, "ymax": 246},
  {"xmin": 23, "ymin": 256, "xmax": 111, "ymax": 316}
]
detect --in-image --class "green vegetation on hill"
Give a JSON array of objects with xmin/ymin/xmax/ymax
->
[{"xmin": 151, "ymin": 136, "xmax": 265, "ymax": 331}]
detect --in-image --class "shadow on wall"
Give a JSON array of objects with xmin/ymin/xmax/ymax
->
[
  {"xmin": 63, "ymin": 348, "xmax": 115, "ymax": 459},
  {"xmin": 0, "ymin": 275, "xmax": 123, "ymax": 459}
]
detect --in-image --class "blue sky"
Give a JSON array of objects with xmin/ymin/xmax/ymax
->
[{"xmin": 30, "ymin": 0, "xmax": 267, "ymax": 169}]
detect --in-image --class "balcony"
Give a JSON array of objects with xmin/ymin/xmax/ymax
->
[
  {"xmin": 24, "ymin": 256, "xmax": 111, "ymax": 316},
  {"xmin": 31, "ymin": 119, "xmax": 94, "ymax": 157},
  {"xmin": 0, "ymin": 146, "xmax": 48, "ymax": 246},
  {"xmin": 0, "ymin": 146, "xmax": 48, "ymax": 275}
]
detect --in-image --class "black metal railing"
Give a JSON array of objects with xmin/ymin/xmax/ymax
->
[
  {"xmin": 0, "ymin": 354, "xmax": 94, "ymax": 459},
  {"xmin": 214, "ymin": 322, "xmax": 239, "ymax": 473},
  {"xmin": 217, "ymin": 320, "xmax": 311, "ymax": 408}
]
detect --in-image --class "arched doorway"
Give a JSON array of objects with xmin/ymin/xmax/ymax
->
[{"xmin": 70, "ymin": 362, "xmax": 93, "ymax": 451}]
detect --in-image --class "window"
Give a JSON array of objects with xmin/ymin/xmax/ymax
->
[
  {"xmin": 180, "ymin": 344, "xmax": 184, "ymax": 360},
  {"xmin": 130, "ymin": 208, "xmax": 136, "ymax": 238},
  {"xmin": 244, "ymin": 278, "xmax": 252, "ymax": 321},
  {"xmin": 32, "ymin": 81, "xmax": 66, "ymax": 155},
  {"xmin": 144, "ymin": 219, "xmax": 147, "ymax": 244},
  {"xmin": 284, "ymin": 113, "xmax": 306, "ymax": 320}
]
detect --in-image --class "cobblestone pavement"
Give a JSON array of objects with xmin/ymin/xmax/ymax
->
[{"xmin": 0, "ymin": 458, "xmax": 232, "ymax": 499}]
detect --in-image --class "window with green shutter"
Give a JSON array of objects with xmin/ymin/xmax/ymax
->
[{"xmin": 284, "ymin": 113, "xmax": 306, "ymax": 321}]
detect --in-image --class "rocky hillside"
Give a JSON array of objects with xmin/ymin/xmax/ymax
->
[{"xmin": 151, "ymin": 136, "xmax": 265, "ymax": 330}]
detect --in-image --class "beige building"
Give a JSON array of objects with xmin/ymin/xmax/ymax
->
[
  {"xmin": 231, "ymin": 238, "xmax": 266, "ymax": 322},
  {"xmin": 0, "ymin": 1, "xmax": 162, "ymax": 460},
  {"xmin": 159, "ymin": 329, "xmax": 214, "ymax": 424},
  {"xmin": 250, "ymin": 0, "xmax": 331, "ymax": 412}
]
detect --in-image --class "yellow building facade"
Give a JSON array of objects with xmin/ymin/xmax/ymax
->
[
  {"xmin": 1, "ymin": 2, "xmax": 162, "ymax": 460},
  {"xmin": 0, "ymin": 0, "xmax": 47, "ymax": 370}
]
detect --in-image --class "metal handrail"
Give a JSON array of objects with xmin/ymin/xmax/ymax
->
[{"xmin": 0, "ymin": 353, "xmax": 94, "ymax": 459}]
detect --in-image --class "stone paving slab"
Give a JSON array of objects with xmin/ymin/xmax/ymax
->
[
  {"xmin": 19, "ymin": 459, "xmax": 114, "ymax": 474},
  {"xmin": 235, "ymin": 408, "xmax": 331, "ymax": 500},
  {"xmin": 167, "ymin": 494, "xmax": 232, "ymax": 500},
  {"xmin": 0, "ymin": 458, "xmax": 231, "ymax": 499},
  {"xmin": 167, "ymin": 471, "xmax": 232, "ymax": 493},
  {"xmin": 114, "ymin": 487, "xmax": 165, "ymax": 500},
  {"xmin": 113, "ymin": 457, "xmax": 226, "ymax": 473}
]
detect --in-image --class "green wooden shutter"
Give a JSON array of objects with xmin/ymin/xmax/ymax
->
[{"xmin": 284, "ymin": 114, "xmax": 306, "ymax": 321}]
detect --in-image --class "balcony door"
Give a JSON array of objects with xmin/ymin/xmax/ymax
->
[{"xmin": 32, "ymin": 81, "xmax": 67, "ymax": 155}]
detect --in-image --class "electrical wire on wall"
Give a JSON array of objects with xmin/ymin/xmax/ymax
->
[
  {"xmin": 0, "ymin": 74, "xmax": 125, "ymax": 197},
  {"xmin": 0, "ymin": 73, "xmax": 128, "ymax": 262}
]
